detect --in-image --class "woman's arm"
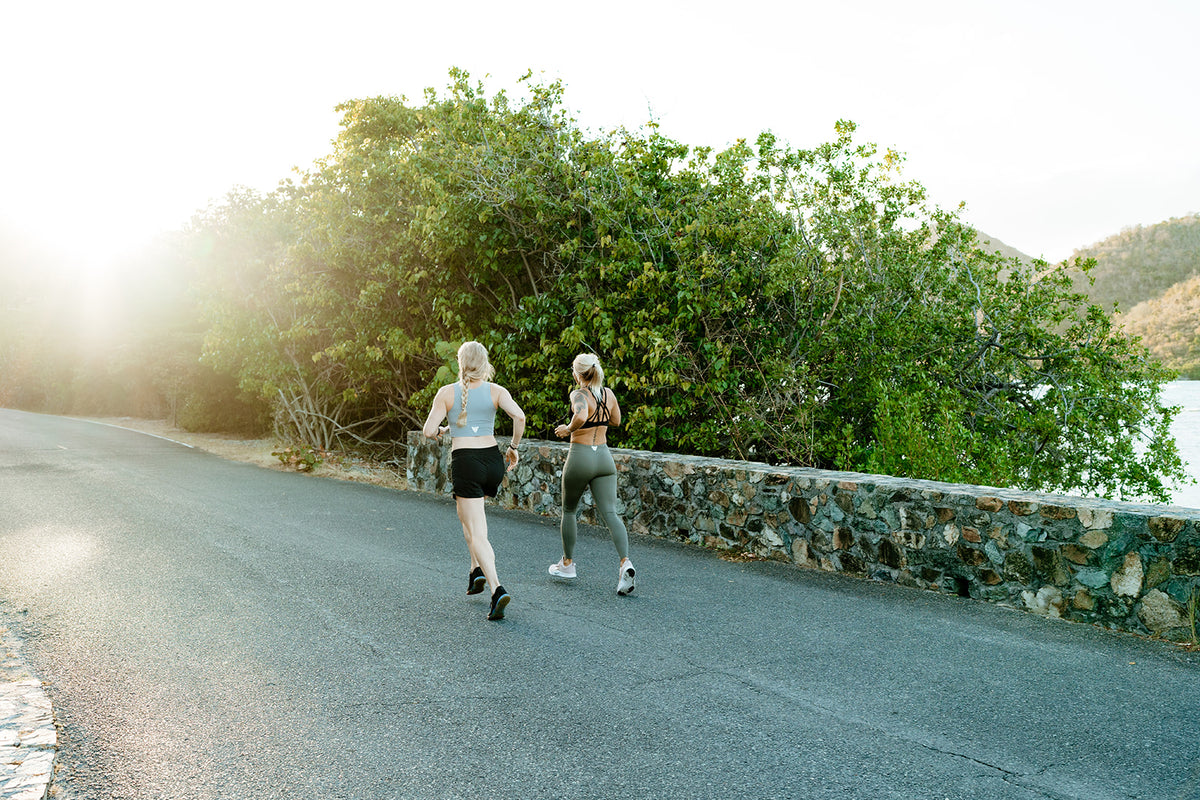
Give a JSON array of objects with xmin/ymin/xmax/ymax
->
[
  {"xmin": 554, "ymin": 390, "xmax": 590, "ymax": 438},
  {"xmin": 607, "ymin": 389, "xmax": 622, "ymax": 428},
  {"xmin": 495, "ymin": 385, "xmax": 526, "ymax": 469},
  {"xmin": 495, "ymin": 386, "xmax": 526, "ymax": 445},
  {"xmin": 422, "ymin": 385, "xmax": 453, "ymax": 439}
]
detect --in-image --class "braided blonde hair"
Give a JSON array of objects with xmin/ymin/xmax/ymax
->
[
  {"xmin": 456, "ymin": 341, "xmax": 496, "ymax": 428},
  {"xmin": 573, "ymin": 353, "xmax": 605, "ymax": 405}
]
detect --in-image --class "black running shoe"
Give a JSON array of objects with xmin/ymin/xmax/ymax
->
[
  {"xmin": 488, "ymin": 585, "xmax": 511, "ymax": 620},
  {"xmin": 467, "ymin": 566, "xmax": 486, "ymax": 595}
]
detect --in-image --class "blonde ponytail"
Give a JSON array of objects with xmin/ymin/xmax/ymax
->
[
  {"xmin": 572, "ymin": 353, "xmax": 605, "ymax": 404},
  {"xmin": 456, "ymin": 341, "xmax": 495, "ymax": 428}
]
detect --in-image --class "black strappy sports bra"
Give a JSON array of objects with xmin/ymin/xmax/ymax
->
[{"xmin": 579, "ymin": 388, "xmax": 611, "ymax": 429}]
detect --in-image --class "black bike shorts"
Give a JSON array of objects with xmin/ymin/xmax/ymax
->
[{"xmin": 450, "ymin": 446, "xmax": 505, "ymax": 499}]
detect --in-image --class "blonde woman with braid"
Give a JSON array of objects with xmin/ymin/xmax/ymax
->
[
  {"xmin": 422, "ymin": 341, "xmax": 526, "ymax": 620},
  {"xmin": 551, "ymin": 353, "xmax": 635, "ymax": 595}
]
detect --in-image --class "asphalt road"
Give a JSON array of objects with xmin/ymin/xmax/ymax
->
[{"xmin": 1, "ymin": 408, "xmax": 1198, "ymax": 800}]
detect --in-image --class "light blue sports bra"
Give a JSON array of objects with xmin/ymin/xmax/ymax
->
[{"xmin": 448, "ymin": 382, "xmax": 497, "ymax": 437}]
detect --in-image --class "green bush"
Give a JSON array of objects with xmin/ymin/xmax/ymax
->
[{"xmin": 176, "ymin": 371, "xmax": 270, "ymax": 436}]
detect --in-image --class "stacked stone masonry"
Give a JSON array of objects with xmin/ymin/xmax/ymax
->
[
  {"xmin": 2, "ymin": 625, "xmax": 55, "ymax": 800},
  {"xmin": 407, "ymin": 433, "xmax": 1200, "ymax": 641}
]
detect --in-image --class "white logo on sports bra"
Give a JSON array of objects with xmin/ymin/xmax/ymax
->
[{"xmin": 471, "ymin": 426, "xmax": 480, "ymax": 433}]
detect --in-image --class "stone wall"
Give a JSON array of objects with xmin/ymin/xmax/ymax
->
[{"xmin": 407, "ymin": 433, "xmax": 1200, "ymax": 642}]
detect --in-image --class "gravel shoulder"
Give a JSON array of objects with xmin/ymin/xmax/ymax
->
[{"xmin": 77, "ymin": 417, "xmax": 411, "ymax": 491}]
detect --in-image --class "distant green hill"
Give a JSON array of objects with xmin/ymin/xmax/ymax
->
[
  {"xmin": 1069, "ymin": 214, "xmax": 1200, "ymax": 314},
  {"xmin": 1061, "ymin": 214, "xmax": 1200, "ymax": 379},
  {"xmin": 973, "ymin": 216, "xmax": 1200, "ymax": 378},
  {"xmin": 1120, "ymin": 274, "xmax": 1200, "ymax": 378},
  {"xmin": 973, "ymin": 231, "xmax": 1033, "ymax": 264}
]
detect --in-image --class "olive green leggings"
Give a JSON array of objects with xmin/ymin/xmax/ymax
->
[{"xmin": 560, "ymin": 443, "xmax": 629, "ymax": 561}]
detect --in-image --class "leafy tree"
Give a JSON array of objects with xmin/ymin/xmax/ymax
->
[
  {"xmin": 182, "ymin": 70, "xmax": 1185, "ymax": 501},
  {"xmin": 0, "ymin": 229, "xmax": 71, "ymax": 410},
  {"xmin": 186, "ymin": 186, "xmax": 314, "ymax": 440},
  {"xmin": 0, "ymin": 223, "xmax": 237, "ymax": 423},
  {"xmin": 779, "ymin": 126, "xmax": 1184, "ymax": 499}
]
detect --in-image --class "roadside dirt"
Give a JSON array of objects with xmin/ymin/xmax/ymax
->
[{"xmin": 80, "ymin": 417, "xmax": 410, "ymax": 491}]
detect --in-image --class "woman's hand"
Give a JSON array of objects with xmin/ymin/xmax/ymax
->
[
  {"xmin": 554, "ymin": 424, "xmax": 570, "ymax": 439},
  {"xmin": 504, "ymin": 447, "xmax": 519, "ymax": 470}
]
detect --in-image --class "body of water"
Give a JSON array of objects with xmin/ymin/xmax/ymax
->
[{"xmin": 1161, "ymin": 380, "xmax": 1200, "ymax": 509}]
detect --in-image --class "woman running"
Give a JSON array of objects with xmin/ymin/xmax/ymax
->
[
  {"xmin": 422, "ymin": 341, "xmax": 526, "ymax": 620},
  {"xmin": 551, "ymin": 353, "xmax": 635, "ymax": 595}
]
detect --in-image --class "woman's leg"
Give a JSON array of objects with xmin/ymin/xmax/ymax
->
[
  {"xmin": 559, "ymin": 446, "xmax": 592, "ymax": 562},
  {"xmin": 457, "ymin": 496, "xmax": 499, "ymax": 590},
  {"xmin": 590, "ymin": 471, "xmax": 630, "ymax": 562},
  {"xmin": 590, "ymin": 454, "xmax": 634, "ymax": 595}
]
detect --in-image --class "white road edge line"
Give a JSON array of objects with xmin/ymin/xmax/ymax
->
[{"xmin": 69, "ymin": 418, "xmax": 196, "ymax": 449}]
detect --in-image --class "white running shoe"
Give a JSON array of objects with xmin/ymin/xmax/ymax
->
[
  {"xmin": 549, "ymin": 559, "xmax": 577, "ymax": 579},
  {"xmin": 616, "ymin": 559, "xmax": 636, "ymax": 596}
]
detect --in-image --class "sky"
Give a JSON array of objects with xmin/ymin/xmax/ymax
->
[{"xmin": 3, "ymin": 0, "xmax": 1198, "ymax": 278}]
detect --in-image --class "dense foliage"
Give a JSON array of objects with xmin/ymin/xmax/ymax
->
[{"xmin": 1, "ymin": 71, "xmax": 1188, "ymax": 501}]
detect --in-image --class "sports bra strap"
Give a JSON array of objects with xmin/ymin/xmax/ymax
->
[{"xmin": 579, "ymin": 388, "xmax": 611, "ymax": 429}]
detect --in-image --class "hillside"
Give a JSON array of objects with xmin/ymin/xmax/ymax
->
[
  {"xmin": 1060, "ymin": 214, "xmax": 1200, "ymax": 379},
  {"xmin": 1120, "ymin": 274, "xmax": 1200, "ymax": 378},
  {"xmin": 1069, "ymin": 214, "xmax": 1200, "ymax": 313},
  {"xmin": 973, "ymin": 231, "xmax": 1033, "ymax": 264},
  {"xmin": 972, "ymin": 217, "xmax": 1200, "ymax": 378}
]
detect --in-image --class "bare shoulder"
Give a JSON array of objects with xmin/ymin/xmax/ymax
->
[{"xmin": 606, "ymin": 387, "xmax": 622, "ymax": 424}]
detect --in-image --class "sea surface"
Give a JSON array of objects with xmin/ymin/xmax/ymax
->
[{"xmin": 1162, "ymin": 380, "xmax": 1200, "ymax": 509}]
